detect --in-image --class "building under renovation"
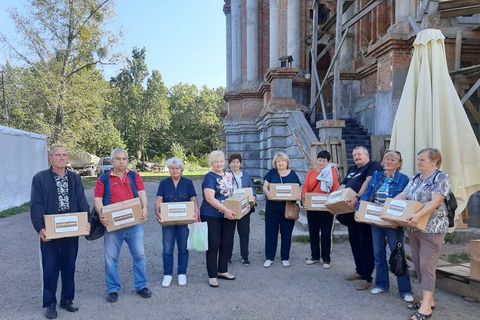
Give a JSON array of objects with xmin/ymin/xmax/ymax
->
[{"xmin": 222, "ymin": 0, "xmax": 480, "ymax": 179}]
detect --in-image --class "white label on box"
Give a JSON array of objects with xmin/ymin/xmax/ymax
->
[
  {"xmin": 364, "ymin": 205, "xmax": 383, "ymax": 222},
  {"xmin": 167, "ymin": 203, "xmax": 187, "ymax": 217},
  {"xmin": 386, "ymin": 200, "xmax": 407, "ymax": 217},
  {"xmin": 233, "ymin": 189, "xmax": 246, "ymax": 195},
  {"xmin": 54, "ymin": 216, "xmax": 79, "ymax": 233},
  {"xmin": 311, "ymin": 195, "xmax": 328, "ymax": 208},
  {"xmin": 112, "ymin": 208, "xmax": 135, "ymax": 226},
  {"xmin": 327, "ymin": 190, "xmax": 343, "ymax": 203},
  {"xmin": 241, "ymin": 198, "xmax": 249, "ymax": 214},
  {"xmin": 275, "ymin": 185, "xmax": 292, "ymax": 198}
]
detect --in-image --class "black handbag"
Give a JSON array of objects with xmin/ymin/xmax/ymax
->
[
  {"xmin": 85, "ymin": 207, "xmax": 105, "ymax": 241},
  {"xmin": 389, "ymin": 242, "xmax": 407, "ymax": 276}
]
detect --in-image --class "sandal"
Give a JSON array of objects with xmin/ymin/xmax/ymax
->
[
  {"xmin": 407, "ymin": 302, "xmax": 435, "ymax": 311},
  {"xmin": 410, "ymin": 311, "xmax": 432, "ymax": 320}
]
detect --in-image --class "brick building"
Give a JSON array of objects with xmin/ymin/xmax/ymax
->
[{"xmin": 223, "ymin": 0, "xmax": 480, "ymax": 179}]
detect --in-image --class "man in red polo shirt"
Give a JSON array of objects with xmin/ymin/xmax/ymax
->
[{"xmin": 94, "ymin": 147, "xmax": 151, "ymax": 303}]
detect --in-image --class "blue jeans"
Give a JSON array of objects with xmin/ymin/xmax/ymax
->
[
  {"xmin": 104, "ymin": 224, "xmax": 148, "ymax": 293},
  {"xmin": 162, "ymin": 225, "xmax": 189, "ymax": 275},
  {"xmin": 371, "ymin": 225, "xmax": 412, "ymax": 296}
]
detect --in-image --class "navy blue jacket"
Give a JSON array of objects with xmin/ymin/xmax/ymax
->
[
  {"xmin": 30, "ymin": 169, "xmax": 90, "ymax": 233},
  {"xmin": 359, "ymin": 170, "xmax": 410, "ymax": 208}
]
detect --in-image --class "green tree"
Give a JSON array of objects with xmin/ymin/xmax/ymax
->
[
  {"xmin": 110, "ymin": 47, "xmax": 170, "ymax": 160},
  {"xmin": 0, "ymin": 0, "xmax": 120, "ymax": 145}
]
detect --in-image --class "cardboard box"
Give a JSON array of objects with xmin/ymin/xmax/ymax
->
[
  {"xmin": 44, "ymin": 212, "xmax": 90, "ymax": 240},
  {"xmin": 232, "ymin": 187, "xmax": 255, "ymax": 203},
  {"xmin": 380, "ymin": 198, "xmax": 426, "ymax": 230},
  {"xmin": 325, "ymin": 188, "xmax": 357, "ymax": 214},
  {"xmin": 224, "ymin": 195, "xmax": 250, "ymax": 220},
  {"xmin": 102, "ymin": 198, "xmax": 145, "ymax": 232},
  {"xmin": 470, "ymin": 259, "xmax": 480, "ymax": 281},
  {"xmin": 470, "ymin": 239, "xmax": 480, "ymax": 261},
  {"xmin": 304, "ymin": 193, "xmax": 329, "ymax": 211},
  {"xmin": 354, "ymin": 201, "xmax": 397, "ymax": 228},
  {"xmin": 160, "ymin": 201, "xmax": 196, "ymax": 225},
  {"xmin": 269, "ymin": 183, "xmax": 301, "ymax": 201}
]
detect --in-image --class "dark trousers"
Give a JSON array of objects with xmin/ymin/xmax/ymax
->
[
  {"xmin": 228, "ymin": 213, "xmax": 251, "ymax": 260},
  {"xmin": 307, "ymin": 211, "xmax": 334, "ymax": 263},
  {"xmin": 40, "ymin": 237, "xmax": 79, "ymax": 307},
  {"xmin": 265, "ymin": 210, "xmax": 295, "ymax": 261},
  {"xmin": 201, "ymin": 215, "xmax": 236, "ymax": 278},
  {"xmin": 337, "ymin": 213, "xmax": 374, "ymax": 282}
]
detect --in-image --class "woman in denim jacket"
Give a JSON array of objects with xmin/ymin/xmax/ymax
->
[{"xmin": 359, "ymin": 150, "xmax": 413, "ymax": 302}]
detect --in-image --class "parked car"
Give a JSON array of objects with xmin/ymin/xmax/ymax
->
[{"xmin": 96, "ymin": 157, "xmax": 113, "ymax": 176}]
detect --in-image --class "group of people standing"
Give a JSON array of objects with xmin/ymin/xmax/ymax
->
[{"xmin": 31, "ymin": 145, "xmax": 451, "ymax": 320}]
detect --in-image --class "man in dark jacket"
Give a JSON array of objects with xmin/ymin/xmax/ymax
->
[{"xmin": 30, "ymin": 146, "xmax": 89, "ymax": 319}]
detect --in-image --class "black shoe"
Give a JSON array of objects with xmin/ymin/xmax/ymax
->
[
  {"xmin": 59, "ymin": 302, "xmax": 79, "ymax": 313},
  {"xmin": 242, "ymin": 258, "xmax": 250, "ymax": 265},
  {"xmin": 45, "ymin": 305, "xmax": 57, "ymax": 319},
  {"xmin": 136, "ymin": 287, "xmax": 152, "ymax": 298},
  {"xmin": 106, "ymin": 292, "xmax": 118, "ymax": 303}
]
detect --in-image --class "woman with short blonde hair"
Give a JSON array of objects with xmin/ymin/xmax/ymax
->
[{"xmin": 262, "ymin": 152, "xmax": 301, "ymax": 268}]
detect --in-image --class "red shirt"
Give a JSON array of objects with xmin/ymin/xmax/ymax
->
[
  {"xmin": 94, "ymin": 170, "xmax": 145, "ymax": 204},
  {"xmin": 303, "ymin": 166, "xmax": 340, "ymax": 194}
]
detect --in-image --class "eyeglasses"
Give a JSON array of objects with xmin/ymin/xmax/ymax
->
[{"xmin": 385, "ymin": 150, "xmax": 402, "ymax": 157}]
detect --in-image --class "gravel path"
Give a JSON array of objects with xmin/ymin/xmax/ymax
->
[{"xmin": 0, "ymin": 181, "xmax": 478, "ymax": 319}]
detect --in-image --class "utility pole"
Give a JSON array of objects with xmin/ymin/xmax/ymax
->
[{"xmin": 1, "ymin": 67, "xmax": 7, "ymax": 125}]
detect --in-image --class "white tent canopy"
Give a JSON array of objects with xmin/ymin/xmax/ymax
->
[{"xmin": 0, "ymin": 126, "xmax": 48, "ymax": 211}]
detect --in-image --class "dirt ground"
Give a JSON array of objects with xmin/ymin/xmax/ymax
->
[{"xmin": 0, "ymin": 181, "xmax": 478, "ymax": 320}]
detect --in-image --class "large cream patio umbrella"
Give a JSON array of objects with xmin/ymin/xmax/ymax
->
[{"xmin": 390, "ymin": 29, "xmax": 480, "ymax": 225}]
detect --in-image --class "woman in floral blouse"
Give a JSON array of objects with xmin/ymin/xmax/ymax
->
[{"xmin": 395, "ymin": 148, "xmax": 451, "ymax": 320}]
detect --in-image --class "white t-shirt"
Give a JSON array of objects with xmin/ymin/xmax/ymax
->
[{"xmin": 233, "ymin": 172, "xmax": 243, "ymax": 189}]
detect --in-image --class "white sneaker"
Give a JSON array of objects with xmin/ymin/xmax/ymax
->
[
  {"xmin": 370, "ymin": 287, "xmax": 385, "ymax": 295},
  {"xmin": 305, "ymin": 259, "xmax": 319, "ymax": 265},
  {"xmin": 162, "ymin": 275, "xmax": 172, "ymax": 287},
  {"xmin": 263, "ymin": 259, "xmax": 273, "ymax": 268},
  {"xmin": 281, "ymin": 260, "xmax": 290, "ymax": 267},
  {"xmin": 323, "ymin": 263, "xmax": 331, "ymax": 269},
  {"xmin": 403, "ymin": 293, "xmax": 414, "ymax": 303},
  {"xmin": 178, "ymin": 274, "xmax": 187, "ymax": 286}
]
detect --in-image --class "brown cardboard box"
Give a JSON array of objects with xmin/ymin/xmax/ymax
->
[
  {"xmin": 102, "ymin": 198, "xmax": 145, "ymax": 232},
  {"xmin": 224, "ymin": 195, "xmax": 250, "ymax": 220},
  {"xmin": 470, "ymin": 239, "xmax": 480, "ymax": 261},
  {"xmin": 44, "ymin": 212, "xmax": 90, "ymax": 240},
  {"xmin": 354, "ymin": 201, "xmax": 397, "ymax": 228},
  {"xmin": 232, "ymin": 187, "xmax": 255, "ymax": 203},
  {"xmin": 380, "ymin": 198, "xmax": 426, "ymax": 230},
  {"xmin": 304, "ymin": 193, "xmax": 329, "ymax": 211},
  {"xmin": 325, "ymin": 188, "xmax": 357, "ymax": 214},
  {"xmin": 160, "ymin": 201, "xmax": 196, "ymax": 225},
  {"xmin": 269, "ymin": 183, "xmax": 300, "ymax": 201},
  {"xmin": 470, "ymin": 259, "xmax": 480, "ymax": 281}
]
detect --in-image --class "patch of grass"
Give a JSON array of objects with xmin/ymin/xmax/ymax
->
[
  {"xmin": 444, "ymin": 232, "xmax": 463, "ymax": 244},
  {"xmin": 0, "ymin": 203, "xmax": 30, "ymax": 218},
  {"xmin": 446, "ymin": 252, "xmax": 470, "ymax": 264},
  {"xmin": 81, "ymin": 176, "xmax": 97, "ymax": 189}
]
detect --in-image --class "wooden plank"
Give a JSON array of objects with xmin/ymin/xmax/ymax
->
[
  {"xmin": 450, "ymin": 64, "xmax": 480, "ymax": 76},
  {"xmin": 455, "ymin": 30, "xmax": 462, "ymax": 71},
  {"xmin": 408, "ymin": 16, "xmax": 420, "ymax": 34},
  {"xmin": 438, "ymin": 0, "xmax": 480, "ymax": 11},
  {"xmin": 342, "ymin": 0, "xmax": 384, "ymax": 32},
  {"xmin": 437, "ymin": 265, "xmax": 471, "ymax": 278},
  {"xmin": 461, "ymin": 79, "xmax": 480, "ymax": 104},
  {"xmin": 436, "ymin": 276, "xmax": 480, "ymax": 302},
  {"xmin": 465, "ymin": 100, "xmax": 480, "ymax": 124},
  {"xmin": 417, "ymin": 0, "xmax": 431, "ymax": 22},
  {"xmin": 440, "ymin": 5, "xmax": 480, "ymax": 19}
]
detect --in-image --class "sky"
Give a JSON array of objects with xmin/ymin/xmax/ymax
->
[{"xmin": 0, "ymin": 0, "xmax": 227, "ymax": 88}]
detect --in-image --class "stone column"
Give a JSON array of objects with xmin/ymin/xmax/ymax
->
[
  {"xmin": 231, "ymin": 0, "xmax": 242, "ymax": 86},
  {"xmin": 269, "ymin": 0, "xmax": 280, "ymax": 68},
  {"xmin": 287, "ymin": 0, "xmax": 300, "ymax": 68},
  {"xmin": 224, "ymin": 1, "xmax": 232, "ymax": 89},
  {"xmin": 246, "ymin": 0, "xmax": 258, "ymax": 82}
]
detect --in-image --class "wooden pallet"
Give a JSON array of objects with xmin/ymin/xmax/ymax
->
[{"xmin": 436, "ymin": 263, "xmax": 480, "ymax": 302}]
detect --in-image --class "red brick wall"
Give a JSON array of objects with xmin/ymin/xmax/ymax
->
[{"xmin": 360, "ymin": 72, "xmax": 376, "ymax": 96}]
